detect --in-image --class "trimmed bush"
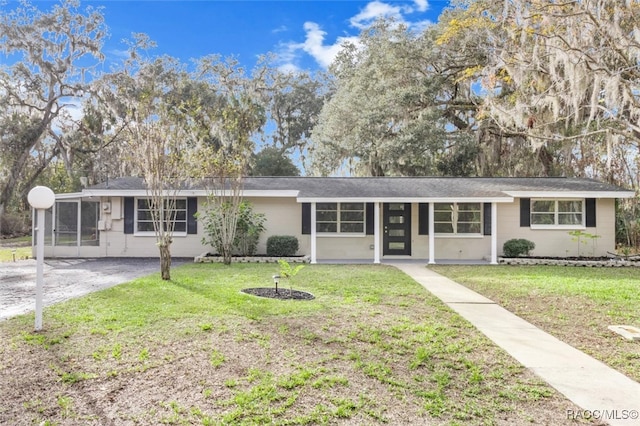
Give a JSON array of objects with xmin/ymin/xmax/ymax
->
[
  {"xmin": 503, "ymin": 239, "xmax": 536, "ymax": 257},
  {"xmin": 267, "ymin": 235, "xmax": 299, "ymax": 257}
]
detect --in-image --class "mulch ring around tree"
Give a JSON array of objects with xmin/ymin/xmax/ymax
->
[{"xmin": 241, "ymin": 287, "xmax": 315, "ymax": 300}]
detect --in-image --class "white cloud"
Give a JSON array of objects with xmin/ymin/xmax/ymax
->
[
  {"xmin": 272, "ymin": 25, "xmax": 288, "ymax": 34},
  {"xmin": 276, "ymin": 22, "xmax": 359, "ymax": 71},
  {"xmin": 108, "ymin": 48, "xmax": 129, "ymax": 59},
  {"xmin": 277, "ymin": 63, "xmax": 301, "ymax": 74},
  {"xmin": 275, "ymin": 0, "xmax": 431, "ymax": 70},
  {"xmin": 413, "ymin": 0, "xmax": 429, "ymax": 13},
  {"xmin": 299, "ymin": 22, "xmax": 359, "ymax": 69},
  {"xmin": 350, "ymin": 1, "xmax": 406, "ymax": 29}
]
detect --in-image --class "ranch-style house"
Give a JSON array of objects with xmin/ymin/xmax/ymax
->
[{"xmin": 34, "ymin": 176, "xmax": 634, "ymax": 264}]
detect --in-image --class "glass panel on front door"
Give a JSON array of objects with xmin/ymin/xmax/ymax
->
[{"xmin": 383, "ymin": 203, "xmax": 411, "ymax": 255}]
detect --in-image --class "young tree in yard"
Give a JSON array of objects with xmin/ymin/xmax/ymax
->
[
  {"xmin": 0, "ymin": 0, "xmax": 107, "ymax": 233},
  {"xmin": 96, "ymin": 37, "xmax": 191, "ymax": 280},
  {"xmin": 196, "ymin": 149, "xmax": 246, "ymax": 265},
  {"xmin": 187, "ymin": 57, "xmax": 265, "ymax": 265}
]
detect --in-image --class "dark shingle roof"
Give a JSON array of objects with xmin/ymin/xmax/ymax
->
[{"xmin": 87, "ymin": 176, "xmax": 632, "ymax": 199}]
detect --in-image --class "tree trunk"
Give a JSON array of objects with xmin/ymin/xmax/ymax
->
[
  {"xmin": 222, "ymin": 245, "xmax": 232, "ymax": 265},
  {"xmin": 159, "ymin": 243, "xmax": 172, "ymax": 280}
]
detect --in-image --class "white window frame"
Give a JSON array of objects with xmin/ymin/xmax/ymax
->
[
  {"xmin": 530, "ymin": 199, "xmax": 585, "ymax": 229},
  {"xmin": 434, "ymin": 202, "xmax": 483, "ymax": 236},
  {"xmin": 316, "ymin": 202, "xmax": 365, "ymax": 236},
  {"xmin": 134, "ymin": 197, "xmax": 188, "ymax": 236}
]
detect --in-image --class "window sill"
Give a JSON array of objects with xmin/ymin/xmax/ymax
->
[
  {"xmin": 434, "ymin": 234, "xmax": 485, "ymax": 239},
  {"xmin": 317, "ymin": 233, "xmax": 367, "ymax": 238},
  {"xmin": 530, "ymin": 225, "xmax": 586, "ymax": 230},
  {"xmin": 133, "ymin": 232, "xmax": 188, "ymax": 237}
]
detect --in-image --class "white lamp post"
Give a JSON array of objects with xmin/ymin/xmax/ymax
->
[{"xmin": 27, "ymin": 186, "xmax": 55, "ymax": 331}]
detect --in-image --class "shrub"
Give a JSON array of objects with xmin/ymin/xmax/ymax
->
[
  {"xmin": 267, "ymin": 235, "xmax": 299, "ymax": 257},
  {"xmin": 234, "ymin": 202, "xmax": 266, "ymax": 256},
  {"xmin": 199, "ymin": 201, "xmax": 265, "ymax": 256},
  {"xmin": 503, "ymin": 239, "xmax": 535, "ymax": 257}
]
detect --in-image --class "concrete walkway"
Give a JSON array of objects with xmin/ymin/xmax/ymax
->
[{"xmin": 392, "ymin": 263, "xmax": 640, "ymax": 426}]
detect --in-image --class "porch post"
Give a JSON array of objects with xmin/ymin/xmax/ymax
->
[
  {"xmin": 76, "ymin": 201, "xmax": 82, "ymax": 257},
  {"xmin": 491, "ymin": 202, "xmax": 498, "ymax": 265},
  {"xmin": 374, "ymin": 202, "xmax": 381, "ymax": 264},
  {"xmin": 310, "ymin": 202, "xmax": 317, "ymax": 264},
  {"xmin": 428, "ymin": 202, "xmax": 435, "ymax": 264}
]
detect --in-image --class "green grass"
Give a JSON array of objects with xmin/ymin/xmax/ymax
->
[
  {"xmin": 0, "ymin": 263, "xmax": 583, "ymax": 425},
  {"xmin": 430, "ymin": 265, "xmax": 640, "ymax": 381},
  {"xmin": 0, "ymin": 246, "xmax": 31, "ymax": 262},
  {"xmin": 0, "ymin": 236, "xmax": 32, "ymax": 261}
]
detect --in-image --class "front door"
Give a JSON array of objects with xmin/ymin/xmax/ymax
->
[{"xmin": 383, "ymin": 203, "xmax": 411, "ymax": 255}]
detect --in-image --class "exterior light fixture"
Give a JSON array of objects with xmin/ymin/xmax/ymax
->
[{"xmin": 27, "ymin": 186, "xmax": 55, "ymax": 331}]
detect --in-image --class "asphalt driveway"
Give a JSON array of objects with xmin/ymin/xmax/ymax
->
[{"xmin": 0, "ymin": 258, "xmax": 190, "ymax": 321}]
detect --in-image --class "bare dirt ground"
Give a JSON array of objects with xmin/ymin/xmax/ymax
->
[
  {"xmin": 0, "ymin": 258, "xmax": 189, "ymax": 321},
  {"xmin": 0, "ymin": 260, "xmax": 604, "ymax": 425}
]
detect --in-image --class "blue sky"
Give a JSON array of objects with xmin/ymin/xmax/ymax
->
[{"xmin": 94, "ymin": 0, "xmax": 450, "ymax": 72}]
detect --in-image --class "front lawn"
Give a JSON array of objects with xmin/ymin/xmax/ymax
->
[
  {"xmin": 0, "ymin": 263, "xmax": 587, "ymax": 425},
  {"xmin": 430, "ymin": 265, "xmax": 640, "ymax": 383},
  {"xmin": 0, "ymin": 246, "xmax": 30, "ymax": 262},
  {"xmin": 0, "ymin": 236, "xmax": 32, "ymax": 262}
]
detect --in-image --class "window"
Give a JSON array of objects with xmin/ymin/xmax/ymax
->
[
  {"xmin": 316, "ymin": 202, "xmax": 364, "ymax": 234},
  {"xmin": 52, "ymin": 201, "xmax": 100, "ymax": 246},
  {"xmin": 434, "ymin": 202, "xmax": 482, "ymax": 234},
  {"xmin": 136, "ymin": 198, "xmax": 187, "ymax": 233},
  {"xmin": 81, "ymin": 201, "xmax": 100, "ymax": 246},
  {"xmin": 531, "ymin": 199, "xmax": 583, "ymax": 227},
  {"xmin": 55, "ymin": 202, "xmax": 78, "ymax": 246}
]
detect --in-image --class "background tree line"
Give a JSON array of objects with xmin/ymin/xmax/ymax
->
[{"xmin": 1, "ymin": 0, "xmax": 639, "ymax": 247}]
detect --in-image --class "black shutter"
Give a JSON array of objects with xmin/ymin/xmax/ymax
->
[
  {"xmin": 187, "ymin": 197, "xmax": 198, "ymax": 234},
  {"xmin": 124, "ymin": 197, "xmax": 134, "ymax": 234},
  {"xmin": 483, "ymin": 203, "xmax": 492, "ymax": 235},
  {"xmin": 365, "ymin": 203, "xmax": 374, "ymax": 235},
  {"xmin": 585, "ymin": 198, "xmax": 596, "ymax": 227},
  {"xmin": 418, "ymin": 203, "xmax": 429, "ymax": 235},
  {"xmin": 520, "ymin": 198, "xmax": 530, "ymax": 227},
  {"xmin": 301, "ymin": 203, "xmax": 311, "ymax": 235}
]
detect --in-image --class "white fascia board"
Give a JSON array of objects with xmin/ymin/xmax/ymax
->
[
  {"xmin": 296, "ymin": 197, "xmax": 514, "ymax": 203},
  {"xmin": 81, "ymin": 189, "xmax": 299, "ymax": 198},
  {"xmin": 55, "ymin": 192, "xmax": 84, "ymax": 200},
  {"xmin": 82, "ymin": 189, "xmax": 152, "ymax": 197},
  {"xmin": 243, "ymin": 190, "xmax": 299, "ymax": 197},
  {"xmin": 503, "ymin": 191, "xmax": 636, "ymax": 199}
]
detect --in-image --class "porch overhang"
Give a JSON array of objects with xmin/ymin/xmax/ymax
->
[
  {"xmin": 296, "ymin": 197, "xmax": 514, "ymax": 203},
  {"xmin": 301, "ymin": 199, "xmax": 504, "ymax": 265},
  {"xmin": 81, "ymin": 189, "xmax": 300, "ymax": 198},
  {"xmin": 503, "ymin": 190, "xmax": 635, "ymax": 199}
]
